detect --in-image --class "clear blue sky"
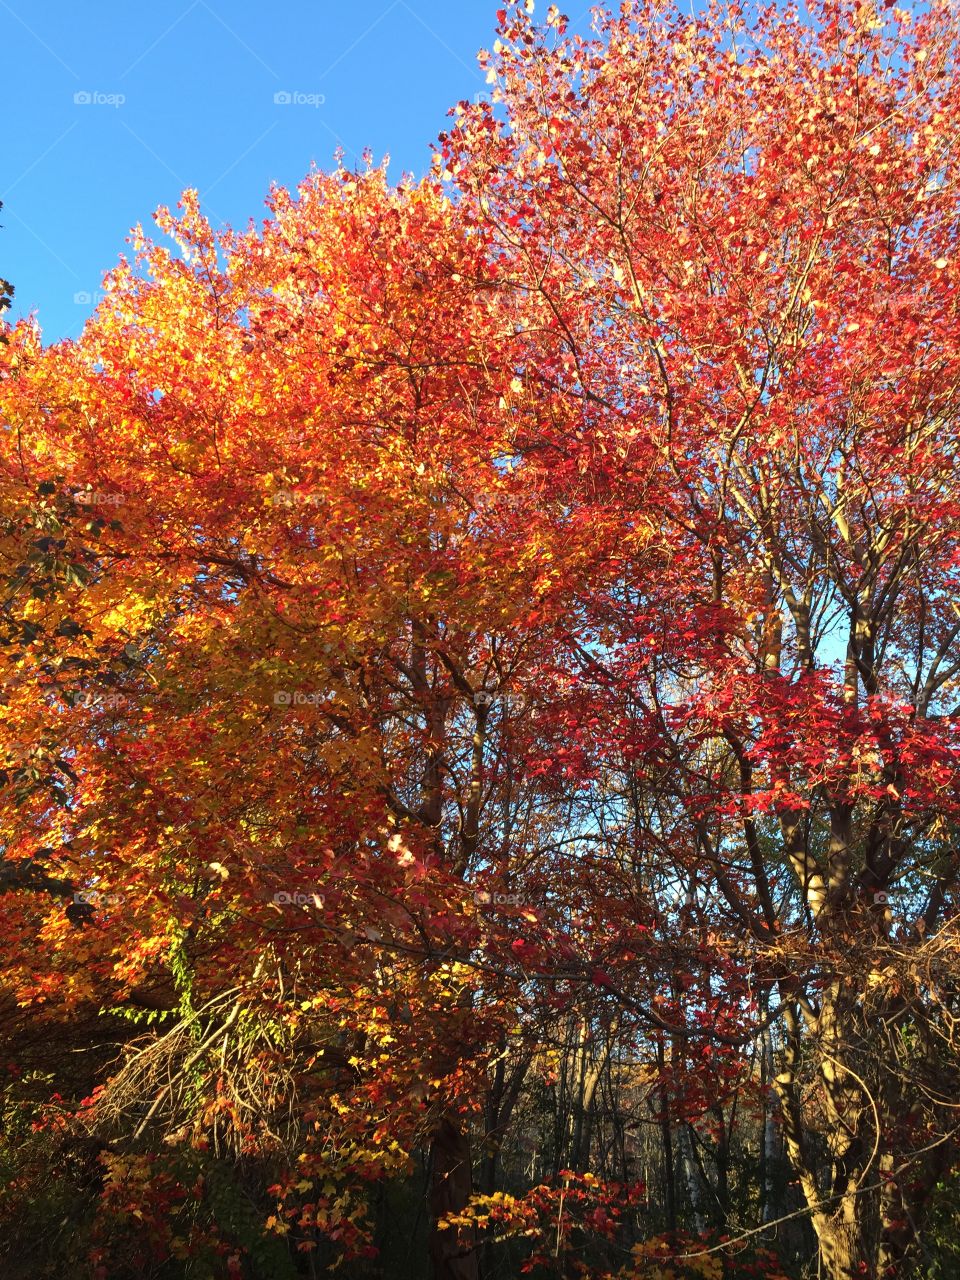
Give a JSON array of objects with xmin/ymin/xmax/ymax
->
[{"xmin": 2, "ymin": 0, "xmax": 520, "ymax": 342}]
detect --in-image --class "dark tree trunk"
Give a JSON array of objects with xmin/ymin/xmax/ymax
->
[{"xmin": 429, "ymin": 1114, "xmax": 479, "ymax": 1280}]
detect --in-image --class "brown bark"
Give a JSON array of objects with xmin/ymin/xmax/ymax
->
[{"xmin": 429, "ymin": 1113, "xmax": 479, "ymax": 1280}]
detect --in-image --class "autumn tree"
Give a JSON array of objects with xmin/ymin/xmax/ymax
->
[
  {"xmin": 441, "ymin": 1, "xmax": 960, "ymax": 1276},
  {"xmin": 0, "ymin": 168, "xmax": 630, "ymax": 1279}
]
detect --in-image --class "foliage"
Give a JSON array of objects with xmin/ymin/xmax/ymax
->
[{"xmin": 2, "ymin": 2, "xmax": 960, "ymax": 1278}]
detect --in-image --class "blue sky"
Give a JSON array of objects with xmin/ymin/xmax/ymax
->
[{"xmin": 2, "ymin": 0, "xmax": 515, "ymax": 342}]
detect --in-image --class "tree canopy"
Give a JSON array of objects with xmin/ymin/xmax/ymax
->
[{"xmin": 2, "ymin": 2, "xmax": 960, "ymax": 1278}]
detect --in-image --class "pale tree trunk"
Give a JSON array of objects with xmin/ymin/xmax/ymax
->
[
  {"xmin": 678, "ymin": 1124, "xmax": 708, "ymax": 1235},
  {"xmin": 773, "ymin": 989, "xmax": 876, "ymax": 1280},
  {"xmin": 570, "ymin": 1017, "xmax": 618, "ymax": 1172},
  {"xmin": 760, "ymin": 1026, "xmax": 778, "ymax": 1225}
]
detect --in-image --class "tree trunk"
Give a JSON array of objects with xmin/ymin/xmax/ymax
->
[
  {"xmin": 429, "ymin": 1114, "xmax": 479, "ymax": 1280},
  {"xmin": 678, "ymin": 1124, "xmax": 708, "ymax": 1235},
  {"xmin": 773, "ymin": 991, "xmax": 876, "ymax": 1280},
  {"xmin": 760, "ymin": 1026, "xmax": 778, "ymax": 1225},
  {"xmin": 481, "ymin": 1052, "xmax": 531, "ymax": 1195},
  {"xmin": 653, "ymin": 1033, "xmax": 678, "ymax": 1238}
]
